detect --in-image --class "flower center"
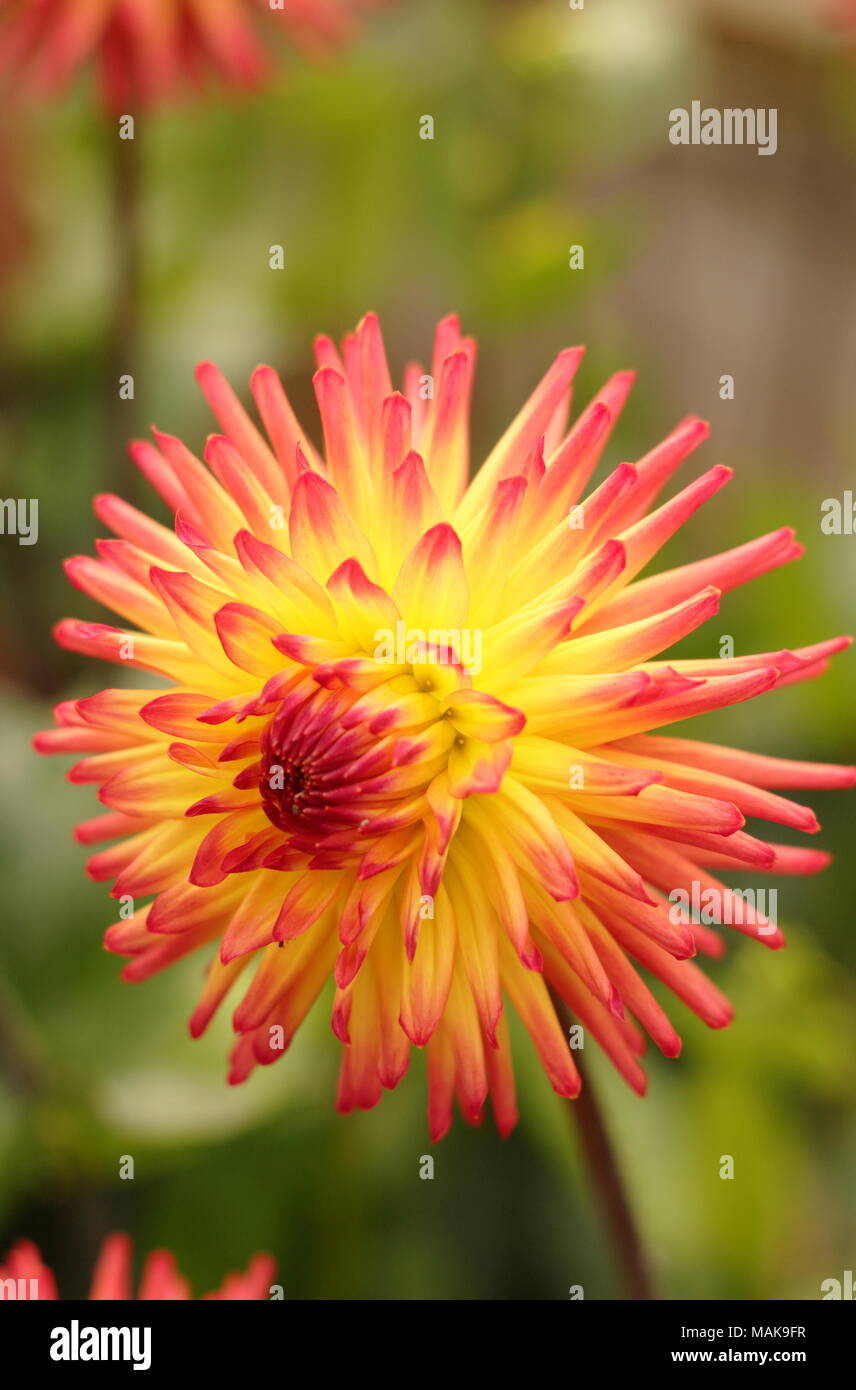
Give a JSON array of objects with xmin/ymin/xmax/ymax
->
[
  {"xmin": 256, "ymin": 674, "xmax": 448, "ymax": 864},
  {"xmin": 261, "ymin": 754, "xmax": 314, "ymax": 828}
]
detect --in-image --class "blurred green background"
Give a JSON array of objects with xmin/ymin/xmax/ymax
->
[{"xmin": 0, "ymin": 0, "xmax": 854, "ymax": 1299}]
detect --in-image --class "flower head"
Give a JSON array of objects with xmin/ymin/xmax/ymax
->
[
  {"xmin": 0, "ymin": 0, "xmax": 380, "ymax": 110},
  {"xmin": 0, "ymin": 1232, "xmax": 274, "ymax": 1299},
  {"xmin": 37, "ymin": 313, "xmax": 854, "ymax": 1139}
]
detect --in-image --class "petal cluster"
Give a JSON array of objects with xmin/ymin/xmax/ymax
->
[
  {"xmin": 0, "ymin": 0, "xmax": 381, "ymax": 109},
  {"xmin": 0, "ymin": 1233, "xmax": 274, "ymax": 1299},
  {"xmin": 37, "ymin": 312, "xmax": 854, "ymax": 1139}
]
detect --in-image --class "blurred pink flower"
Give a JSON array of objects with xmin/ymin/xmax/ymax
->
[
  {"xmin": 0, "ymin": 1232, "xmax": 275, "ymax": 1299},
  {"xmin": 0, "ymin": 0, "xmax": 383, "ymax": 110}
]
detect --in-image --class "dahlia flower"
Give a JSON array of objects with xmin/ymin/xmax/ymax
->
[
  {"xmin": 0, "ymin": 1232, "xmax": 275, "ymax": 1299},
  {"xmin": 36, "ymin": 313, "xmax": 853, "ymax": 1140},
  {"xmin": 0, "ymin": 0, "xmax": 379, "ymax": 110}
]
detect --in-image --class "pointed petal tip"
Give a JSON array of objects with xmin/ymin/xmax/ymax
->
[
  {"xmin": 194, "ymin": 360, "xmax": 221, "ymax": 388},
  {"xmin": 249, "ymin": 362, "xmax": 276, "ymax": 384},
  {"xmin": 608, "ymin": 985, "xmax": 625, "ymax": 1020},
  {"xmin": 708, "ymin": 1003, "xmax": 735, "ymax": 1030},
  {"xmin": 674, "ymin": 413, "xmax": 710, "ymax": 441},
  {"xmin": 762, "ymin": 931, "xmax": 787, "ymax": 951},
  {"xmin": 428, "ymin": 1117, "xmax": 452, "ymax": 1143},
  {"xmin": 312, "ymin": 362, "xmax": 345, "ymax": 389}
]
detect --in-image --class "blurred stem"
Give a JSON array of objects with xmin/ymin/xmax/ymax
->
[
  {"xmin": 553, "ymin": 997, "xmax": 654, "ymax": 1301},
  {"xmin": 105, "ymin": 123, "xmax": 142, "ymax": 499},
  {"xmin": 0, "ymin": 977, "xmax": 46, "ymax": 1097}
]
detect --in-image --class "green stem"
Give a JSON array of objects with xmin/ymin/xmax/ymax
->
[
  {"xmin": 105, "ymin": 120, "xmax": 142, "ymax": 499},
  {"xmin": 0, "ymin": 977, "xmax": 45, "ymax": 1098},
  {"xmin": 554, "ymin": 997, "xmax": 655, "ymax": 1300}
]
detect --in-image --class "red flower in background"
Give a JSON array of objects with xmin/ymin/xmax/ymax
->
[
  {"xmin": 0, "ymin": 1232, "xmax": 275, "ymax": 1299},
  {"xmin": 0, "ymin": 0, "xmax": 383, "ymax": 110}
]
